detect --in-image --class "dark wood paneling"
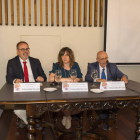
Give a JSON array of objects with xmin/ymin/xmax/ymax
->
[
  {"xmin": 100, "ymin": 0, "xmax": 103, "ymax": 27},
  {"xmin": 68, "ymin": 0, "xmax": 71, "ymax": 26},
  {"xmin": 5, "ymin": 0, "xmax": 8, "ymax": 25},
  {"xmin": 17, "ymin": 0, "xmax": 20, "ymax": 25},
  {"xmin": 0, "ymin": 0, "xmax": 2, "ymax": 25},
  {"xmin": 62, "ymin": 0, "xmax": 65, "ymax": 26},
  {"xmin": 78, "ymin": 0, "xmax": 81, "ymax": 26},
  {"xmin": 34, "ymin": 0, "xmax": 37, "ymax": 26},
  {"xmin": 94, "ymin": 0, "xmax": 98, "ymax": 27},
  {"xmin": 0, "ymin": 0, "xmax": 105, "ymax": 27},
  {"xmin": 11, "ymin": 0, "xmax": 14, "ymax": 25},
  {"xmin": 40, "ymin": 0, "xmax": 43, "ymax": 26},
  {"xmin": 51, "ymin": 0, "xmax": 54, "ymax": 26},
  {"xmin": 45, "ymin": 0, "xmax": 48, "ymax": 26},
  {"xmin": 89, "ymin": 0, "xmax": 92, "ymax": 26},
  {"xmin": 73, "ymin": 0, "xmax": 76, "ymax": 26},
  {"xmin": 56, "ymin": 0, "xmax": 59, "ymax": 26},
  {"xmin": 84, "ymin": 0, "xmax": 87, "ymax": 26},
  {"xmin": 28, "ymin": 0, "xmax": 31, "ymax": 26},
  {"xmin": 22, "ymin": 0, "xmax": 25, "ymax": 26}
]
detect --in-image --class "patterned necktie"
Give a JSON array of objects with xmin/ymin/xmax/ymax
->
[
  {"xmin": 23, "ymin": 62, "xmax": 29, "ymax": 82},
  {"xmin": 101, "ymin": 68, "xmax": 106, "ymax": 80}
]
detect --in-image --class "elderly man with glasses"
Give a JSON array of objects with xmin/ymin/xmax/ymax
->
[
  {"xmin": 6, "ymin": 41, "xmax": 47, "ymax": 126},
  {"xmin": 85, "ymin": 51, "xmax": 128, "ymax": 130},
  {"xmin": 85, "ymin": 51, "xmax": 128, "ymax": 83}
]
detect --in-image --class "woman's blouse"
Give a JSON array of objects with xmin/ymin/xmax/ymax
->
[{"xmin": 50, "ymin": 62, "xmax": 83, "ymax": 78}]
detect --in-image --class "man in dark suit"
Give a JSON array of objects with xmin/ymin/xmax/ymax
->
[
  {"xmin": 6, "ymin": 41, "xmax": 47, "ymax": 84},
  {"xmin": 85, "ymin": 51, "xmax": 128, "ymax": 83},
  {"xmin": 6, "ymin": 41, "xmax": 47, "ymax": 125},
  {"xmin": 85, "ymin": 51, "xmax": 128, "ymax": 130}
]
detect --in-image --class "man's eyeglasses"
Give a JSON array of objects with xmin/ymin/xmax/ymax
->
[
  {"xmin": 18, "ymin": 48, "xmax": 30, "ymax": 52},
  {"xmin": 99, "ymin": 57, "xmax": 108, "ymax": 61}
]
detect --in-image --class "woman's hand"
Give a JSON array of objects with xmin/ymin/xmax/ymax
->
[
  {"xmin": 73, "ymin": 78, "xmax": 80, "ymax": 83},
  {"xmin": 60, "ymin": 78, "xmax": 72, "ymax": 82}
]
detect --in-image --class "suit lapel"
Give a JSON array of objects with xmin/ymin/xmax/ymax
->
[
  {"xmin": 95, "ymin": 62, "xmax": 100, "ymax": 78},
  {"xmin": 107, "ymin": 66, "xmax": 111, "ymax": 80},
  {"xmin": 15, "ymin": 56, "xmax": 24, "ymax": 80},
  {"xmin": 97, "ymin": 66, "xmax": 100, "ymax": 78}
]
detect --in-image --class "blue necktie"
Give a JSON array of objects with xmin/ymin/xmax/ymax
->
[{"xmin": 101, "ymin": 68, "xmax": 106, "ymax": 80}]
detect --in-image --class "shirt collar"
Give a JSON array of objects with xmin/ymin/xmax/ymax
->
[
  {"xmin": 99, "ymin": 65, "xmax": 106, "ymax": 71},
  {"xmin": 19, "ymin": 57, "xmax": 29, "ymax": 63}
]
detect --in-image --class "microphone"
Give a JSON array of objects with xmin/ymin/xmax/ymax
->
[
  {"xmin": 50, "ymin": 62, "xmax": 59, "ymax": 86},
  {"xmin": 57, "ymin": 62, "xmax": 60, "ymax": 69},
  {"xmin": 106, "ymin": 60, "xmax": 114, "ymax": 81}
]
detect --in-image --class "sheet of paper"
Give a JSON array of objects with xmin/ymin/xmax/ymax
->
[{"xmin": 14, "ymin": 110, "xmax": 28, "ymax": 124}]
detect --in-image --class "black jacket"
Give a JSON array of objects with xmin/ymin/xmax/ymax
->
[{"xmin": 6, "ymin": 56, "xmax": 47, "ymax": 84}]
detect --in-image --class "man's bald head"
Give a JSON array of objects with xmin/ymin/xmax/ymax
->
[
  {"xmin": 96, "ymin": 51, "xmax": 108, "ymax": 68},
  {"xmin": 97, "ymin": 51, "xmax": 107, "ymax": 58}
]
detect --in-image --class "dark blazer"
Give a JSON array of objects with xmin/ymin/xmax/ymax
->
[
  {"xmin": 85, "ymin": 62, "xmax": 127, "ymax": 82},
  {"xmin": 6, "ymin": 56, "xmax": 47, "ymax": 84}
]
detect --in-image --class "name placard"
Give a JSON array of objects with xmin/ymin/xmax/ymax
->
[
  {"xmin": 14, "ymin": 83, "xmax": 40, "ymax": 92},
  {"xmin": 62, "ymin": 82, "xmax": 88, "ymax": 92},
  {"xmin": 100, "ymin": 81, "xmax": 126, "ymax": 90}
]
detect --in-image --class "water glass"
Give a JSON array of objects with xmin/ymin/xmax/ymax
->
[
  {"xmin": 71, "ymin": 69, "xmax": 77, "ymax": 82},
  {"xmin": 55, "ymin": 70, "xmax": 62, "ymax": 87},
  {"xmin": 91, "ymin": 69, "xmax": 98, "ymax": 87}
]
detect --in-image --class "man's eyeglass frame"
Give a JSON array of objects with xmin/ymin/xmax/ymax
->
[{"xmin": 18, "ymin": 48, "xmax": 30, "ymax": 52}]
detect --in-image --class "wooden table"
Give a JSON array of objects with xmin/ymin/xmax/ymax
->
[{"xmin": 0, "ymin": 80, "xmax": 140, "ymax": 140}]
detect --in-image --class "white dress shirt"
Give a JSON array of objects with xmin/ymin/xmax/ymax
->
[
  {"xmin": 19, "ymin": 57, "xmax": 35, "ymax": 82},
  {"xmin": 99, "ymin": 65, "xmax": 107, "ymax": 80},
  {"xmin": 13, "ymin": 57, "xmax": 35, "ymax": 83},
  {"xmin": 13, "ymin": 57, "xmax": 35, "ymax": 124}
]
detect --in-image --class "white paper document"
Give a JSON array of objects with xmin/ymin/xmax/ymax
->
[
  {"xmin": 14, "ymin": 83, "xmax": 40, "ymax": 92},
  {"xmin": 14, "ymin": 110, "xmax": 28, "ymax": 124},
  {"xmin": 62, "ymin": 82, "xmax": 88, "ymax": 92},
  {"xmin": 100, "ymin": 81, "xmax": 126, "ymax": 90}
]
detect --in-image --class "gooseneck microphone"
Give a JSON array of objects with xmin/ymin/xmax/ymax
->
[
  {"xmin": 106, "ymin": 60, "xmax": 114, "ymax": 81},
  {"xmin": 50, "ymin": 62, "xmax": 59, "ymax": 86}
]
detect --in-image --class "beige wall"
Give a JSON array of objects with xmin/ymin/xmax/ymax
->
[{"xmin": 0, "ymin": 26, "xmax": 140, "ymax": 89}]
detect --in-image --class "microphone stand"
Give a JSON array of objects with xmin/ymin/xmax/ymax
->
[
  {"xmin": 50, "ymin": 63, "xmax": 59, "ymax": 87},
  {"xmin": 50, "ymin": 77, "xmax": 57, "ymax": 86},
  {"xmin": 107, "ymin": 61, "xmax": 114, "ymax": 81}
]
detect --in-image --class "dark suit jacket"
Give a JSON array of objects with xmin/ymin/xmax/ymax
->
[
  {"xmin": 6, "ymin": 56, "xmax": 47, "ymax": 84},
  {"xmin": 85, "ymin": 62, "xmax": 127, "ymax": 82}
]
